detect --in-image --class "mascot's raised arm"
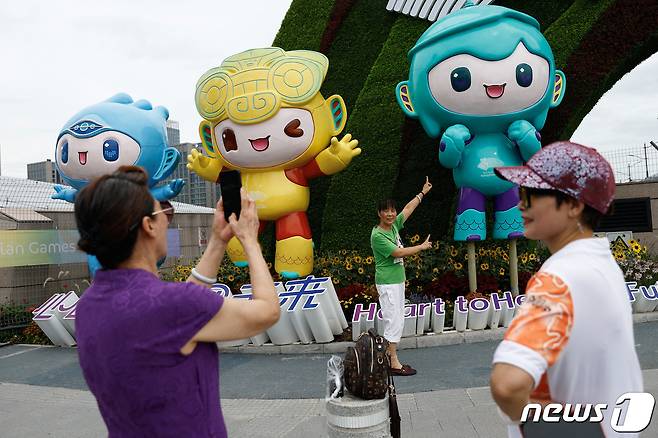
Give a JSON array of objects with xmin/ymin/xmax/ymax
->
[{"xmin": 188, "ymin": 47, "xmax": 361, "ymax": 279}]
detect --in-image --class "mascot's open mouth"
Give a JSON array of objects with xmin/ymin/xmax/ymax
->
[
  {"xmin": 79, "ymin": 151, "xmax": 88, "ymax": 165},
  {"xmin": 484, "ymin": 83, "xmax": 506, "ymax": 99},
  {"xmin": 249, "ymin": 136, "xmax": 270, "ymax": 152}
]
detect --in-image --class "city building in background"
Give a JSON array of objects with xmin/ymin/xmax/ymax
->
[
  {"xmin": 0, "ymin": 175, "xmax": 214, "ymax": 307},
  {"xmin": 170, "ymin": 142, "xmax": 221, "ymax": 208},
  {"xmin": 166, "ymin": 119, "xmax": 180, "ymax": 146},
  {"xmin": 166, "ymin": 118, "xmax": 220, "ymax": 208},
  {"xmin": 27, "ymin": 159, "xmax": 63, "ymax": 184}
]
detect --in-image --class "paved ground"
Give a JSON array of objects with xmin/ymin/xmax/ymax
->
[{"xmin": 1, "ymin": 321, "xmax": 658, "ymax": 437}]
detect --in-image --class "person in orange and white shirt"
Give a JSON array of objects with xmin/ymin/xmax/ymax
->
[{"xmin": 490, "ymin": 141, "xmax": 643, "ymax": 438}]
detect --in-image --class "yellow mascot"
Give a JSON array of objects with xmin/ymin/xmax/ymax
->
[{"xmin": 189, "ymin": 47, "xmax": 360, "ymax": 279}]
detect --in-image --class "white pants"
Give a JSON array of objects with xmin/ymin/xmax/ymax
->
[{"xmin": 376, "ymin": 282, "xmax": 405, "ymax": 343}]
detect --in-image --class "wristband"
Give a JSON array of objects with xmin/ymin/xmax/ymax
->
[
  {"xmin": 415, "ymin": 194, "xmax": 423, "ymax": 203},
  {"xmin": 191, "ymin": 267, "xmax": 216, "ymax": 284}
]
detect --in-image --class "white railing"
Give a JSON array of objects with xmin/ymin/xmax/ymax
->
[{"xmin": 385, "ymin": 0, "xmax": 496, "ymax": 22}]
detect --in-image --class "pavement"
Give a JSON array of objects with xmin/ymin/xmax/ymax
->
[{"xmin": 1, "ymin": 321, "xmax": 658, "ymax": 437}]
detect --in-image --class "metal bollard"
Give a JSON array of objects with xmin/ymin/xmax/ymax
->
[{"xmin": 326, "ymin": 392, "xmax": 390, "ymax": 437}]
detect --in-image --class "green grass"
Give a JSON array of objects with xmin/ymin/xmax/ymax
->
[
  {"xmin": 543, "ymin": 0, "xmax": 616, "ymax": 69},
  {"xmin": 272, "ymin": 0, "xmax": 655, "ymax": 252},
  {"xmin": 320, "ymin": 15, "xmax": 431, "ymax": 250},
  {"xmin": 306, "ymin": 0, "xmax": 398, "ymax": 248},
  {"xmin": 272, "ymin": 0, "xmax": 335, "ymax": 51}
]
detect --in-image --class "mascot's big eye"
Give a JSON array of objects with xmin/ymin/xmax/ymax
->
[
  {"xmin": 103, "ymin": 139, "xmax": 119, "ymax": 162},
  {"xmin": 450, "ymin": 67, "xmax": 471, "ymax": 92},
  {"xmin": 222, "ymin": 128, "xmax": 237, "ymax": 152},
  {"xmin": 61, "ymin": 140, "xmax": 69, "ymax": 164},
  {"xmin": 516, "ymin": 63, "xmax": 533, "ymax": 87},
  {"xmin": 284, "ymin": 119, "xmax": 304, "ymax": 138}
]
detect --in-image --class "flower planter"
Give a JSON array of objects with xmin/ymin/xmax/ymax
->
[
  {"xmin": 488, "ymin": 296, "xmax": 502, "ymax": 329},
  {"xmin": 501, "ymin": 306, "xmax": 515, "ymax": 327},
  {"xmin": 645, "ymin": 285, "xmax": 658, "ymax": 312},
  {"xmin": 402, "ymin": 312, "xmax": 417, "ymax": 338},
  {"xmin": 454, "ymin": 307, "xmax": 468, "ymax": 332},
  {"xmin": 467, "ymin": 307, "xmax": 489, "ymax": 330},
  {"xmin": 416, "ymin": 311, "xmax": 427, "ymax": 335},
  {"xmin": 431, "ymin": 301, "xmax": 445, "ymax": 334},
  {"xmin": 352, "ymin": 312, "xmax": 375, "ymax": 341},
  {"xmin": 632, "ymin": 286, "xmax": 657, "ymax": 313},
  {"xmin": 375, "ymin": 311, "xmax": 384, "ymax": 335},
  {"xmin": 249, "ymin": 332, "xmax": 270, "ymax": 346}
]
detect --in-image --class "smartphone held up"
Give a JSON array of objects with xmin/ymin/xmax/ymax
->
[{"xmin": 219, "ymin": 170, "xmax": 242, "ymax": 222}]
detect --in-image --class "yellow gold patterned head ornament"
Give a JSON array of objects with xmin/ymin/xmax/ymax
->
[{"xmin": 195, "ymin": 48, "xmax": 329, "ymax": 125}]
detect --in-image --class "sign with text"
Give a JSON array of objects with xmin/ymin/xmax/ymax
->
[
  {"xmin": 0, "ymin": 230, "xmax": 85, "ymax": 267},
  {"xmin": 0, "ymin": 229, "xmax": 181, "ymax": 268},
  {"xmin": 34, "ymin": 275, "xmax": 348, "ymax": 347}
]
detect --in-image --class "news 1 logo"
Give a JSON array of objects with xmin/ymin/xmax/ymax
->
[{"xmin": 521, "ymin": 393, "xmax": 656, "ymax": 432}]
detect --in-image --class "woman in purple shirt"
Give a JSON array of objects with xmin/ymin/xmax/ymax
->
[{"xmin": 73, "ymin": 166, "xmax": 279, "ymax": 437}]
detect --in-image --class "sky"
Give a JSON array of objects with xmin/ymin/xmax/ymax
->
[
  {"xmin": 0, "ymin": 0, "xmax": 293, "ymax": 178},
  {"xmin": 0, "ymin": 1, "xmax": 656, "ymax": 178}
]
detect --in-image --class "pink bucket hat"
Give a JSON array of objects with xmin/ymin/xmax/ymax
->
[{"xmin": 495, "ymin": 141, "xmax": 615, "ymax": 214}]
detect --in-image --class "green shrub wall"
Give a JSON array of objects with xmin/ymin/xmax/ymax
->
[
  {"xmin": 320, "ymin": 15, "xmax": 430, "ymax": 250},
  {"xmin": 271, "ymin": 0, "xmax": 658, "ymax": 252}
]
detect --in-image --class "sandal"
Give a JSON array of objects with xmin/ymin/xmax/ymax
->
[{"xmin": 390, "ymin": 364, "xmax": 417, "ymax": 376}]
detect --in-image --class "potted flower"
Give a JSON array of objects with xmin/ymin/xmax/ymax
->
[{"xmin": 466, "ymin": 291, "xmax": 490, "ymax": 330}]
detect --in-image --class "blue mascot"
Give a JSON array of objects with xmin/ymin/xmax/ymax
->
[
  {"xmin": 396, "ymin": 2, "xmax": 565, "ymax": 241},
  {"xmin": 52, "ymin": 93, "xmax": 184, "ymax": 276},
  {"xmin": 52, "ymin": 93, "xmax": 184, "ymax": 203}
]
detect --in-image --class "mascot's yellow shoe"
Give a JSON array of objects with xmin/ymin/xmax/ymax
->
[
  {"xmin": 226, "ymin": 236, "xmax": 248, "ymax": 267},
  {"xmin": 275, "ymin": 236, "xmax": 313, "ymax": 279}
]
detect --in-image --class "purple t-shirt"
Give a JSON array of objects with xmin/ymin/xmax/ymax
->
[{"xmin": 76, "ymin": 268, "xmax": 226, "ymax": 437}]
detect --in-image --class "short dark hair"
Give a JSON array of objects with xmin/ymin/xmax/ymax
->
[
  {"xmin": 525, "ymin": 188, "xmax": 605, "ymax": 229},
  {"xmin": 377, "ymin": 199, "xmax": 396, "ymax": 212},
  {"xmin": 74, "ymin": 166, "xmax": 154, "ymax": 268}
]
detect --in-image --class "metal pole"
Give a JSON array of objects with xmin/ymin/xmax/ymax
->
[
  {"xmin": 509, "ymin": 240, "xmax": 519, "ymax": 297},
  {"xmin": 467, "ymin": 242, "xmax": 477, "ymax": 293},
  {"xmin": 644, "ymin": 143, "xmax": 649, "ymax": 179},
  {"xmin": 628, "ymin": 163, "xmax": 632, "ymax": 182}
]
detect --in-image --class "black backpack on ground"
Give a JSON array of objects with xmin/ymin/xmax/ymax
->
[{"xmin": 344, "ymin": 328, "xmax": 401, "ymax": 437}]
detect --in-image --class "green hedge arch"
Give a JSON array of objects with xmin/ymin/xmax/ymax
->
[{"xmin": 272, "ymin": 0, "xmax": 658, "ymax": 251}]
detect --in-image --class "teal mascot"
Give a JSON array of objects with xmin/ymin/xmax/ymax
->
[{"xmin": 397, "ymin": 2, "xmax": 565, "ymax": 241}]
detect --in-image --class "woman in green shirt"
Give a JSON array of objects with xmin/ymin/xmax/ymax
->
[{"xmin": 370, "ymin": 177, "xmax": 432, "ymax": 376}]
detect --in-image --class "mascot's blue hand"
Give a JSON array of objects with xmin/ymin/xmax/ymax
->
[
  {"xmin": 168, "ymin": 179, "xmax": 185, "ymax": 198},
  {"xmin": 439, "ymin": 124, "xmax": 472, "ymax": 169},
  {"xmin": 51, "ymin": 186, "xmax": 77, "ymax": 202},
  {"xmin": 508, "ymin": 120, "xmax": 541, "ymax": 162},
  {"xmin": 151, "ymin": 179, "xmax": 185, "ymax": 201}
]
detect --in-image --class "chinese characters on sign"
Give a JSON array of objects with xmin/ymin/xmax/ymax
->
[{"xmin": 34, "ymin": 276, "xmax": 343, "ymax": 346}]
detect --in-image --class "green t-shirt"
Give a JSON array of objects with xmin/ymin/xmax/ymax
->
[{"xmin": 370, "ymin": 213, "xmax": 406, "ymax": 285}]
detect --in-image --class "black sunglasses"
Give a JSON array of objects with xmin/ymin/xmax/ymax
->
[
  {"xmin": 151, "ymin": 205, "xmax": 175, "ymax": 224},
  {"xmin": 519, "ymin": 187, "xmax": 562, "ymax": 209},
  {"xmin": 129, "ymin": 201, "xmax": 175, "ymax": 231}
]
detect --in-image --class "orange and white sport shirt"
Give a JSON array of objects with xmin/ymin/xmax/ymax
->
[{"xmin": 493, "ymin": 238, "xmax": 643, "ymax": 438}]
